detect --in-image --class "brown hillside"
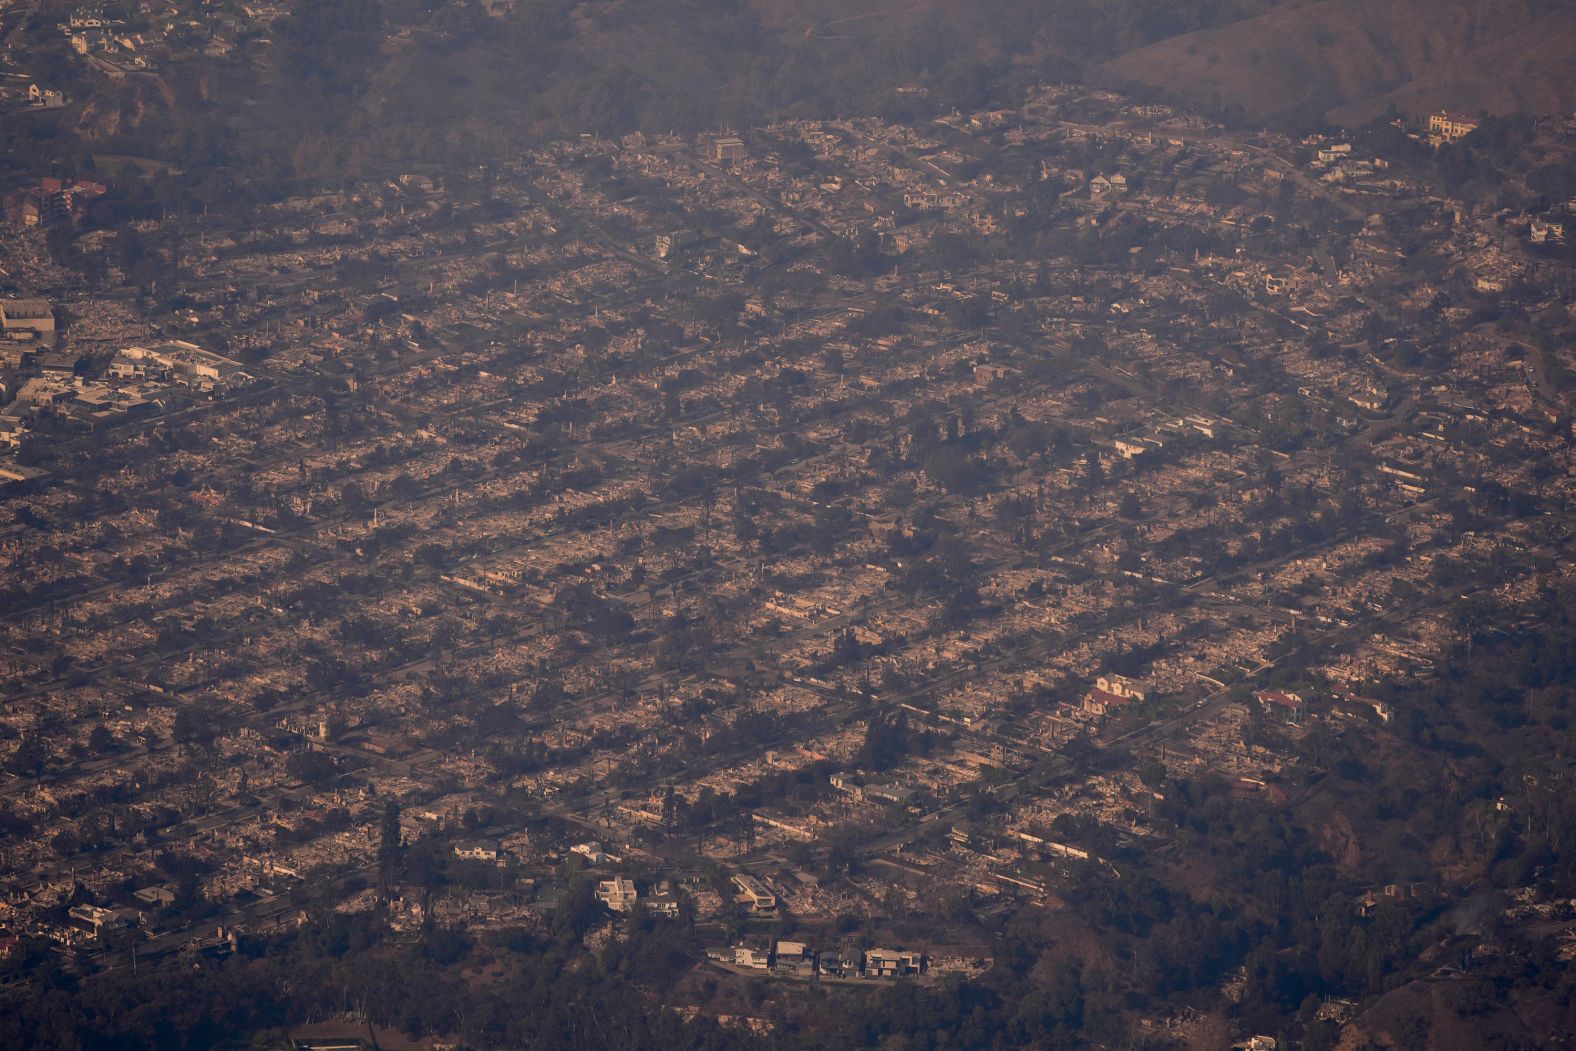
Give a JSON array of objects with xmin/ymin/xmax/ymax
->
[
  {"xmin": 1328, "ymin": 10, "xmax": 1576, "ymax": 125},
  {"xmin": 1335, "ymin": 973, "xmax": 1576, "ymax": 1051},
  {"xmin": 1100, "ymin": 0, "xmax": 1576, "ymax": 127}
]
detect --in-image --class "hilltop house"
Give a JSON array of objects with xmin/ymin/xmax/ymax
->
[{"xmin": 1427, "ymin": 112, "xmax": 1478, "ymax": 144}]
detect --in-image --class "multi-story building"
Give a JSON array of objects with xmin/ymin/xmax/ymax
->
[
  {"xmin": 0, "ymin": 300, "xmax": 56, "ymax": 346},
  {"xmin": 1427, "ymin": 111, "xmax": 1479, "ymax": 144},
  {"xmin": 596, "ymin": 876, "xmax": 639, "ymax": 913},
  {"xmin": 863, "ymin": 947, "xmax": 923, "ymax": 978},
  {"xmin": 710, "ymin": 136, "xmax": 747, "ymax": 165}
]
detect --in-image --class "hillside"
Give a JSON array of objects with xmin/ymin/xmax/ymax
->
[
  {"xmin": 1100, "ymin": 0, "xmax": 1576, "ymax": 128},
  {"xmin": 1328, "ymin": 11, "xmax": 1576, "ymax": 126},
  {"xmin": 13, "ymin": 0, "xmax": 1291, "ymax": 185},
  {"xmin": 9, "ymin": 0, "xmax": 1576, "ymax": 185}
]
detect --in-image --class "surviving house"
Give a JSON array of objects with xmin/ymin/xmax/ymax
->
[
  {"xmin": 710, "ymin": 137, "xmax": 747, "ymax": 165},
  {"xmin": 863, "ymin": 947, "xmax": 923, "ymax": 978},
  {"xmin": 1427, "ymin": 112, "xmax": 1478, "ymax": 144},
  {"xmin": 0, "ymin": 300, "xmax": 56, "ymax": 346},
  {"xmin": 731, "ymin": 873, "xmax": 776, "ymax": 912},
  {"xmin": 453, "ymin": 840, "xmax": 499, "ymax": 862},
  {"xmin": 595, "ymin": 876, "xmax": 638, "ymax": 913},
  {"xmin": 1255, "ymin": 690, "xmax": 1306, "ymax": 723}
]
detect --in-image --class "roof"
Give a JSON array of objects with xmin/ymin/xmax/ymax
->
[
  {"xmin": 0, "ymin": 299, "xmax": 52, "ymax": 320},
  {"xmin": 1255, "ymin": 690, "xmax": 1303, "ymax": 709},
  {"xmin": 1086, "ymin": 687, "xmax": 1131, "ymax": 708}
]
